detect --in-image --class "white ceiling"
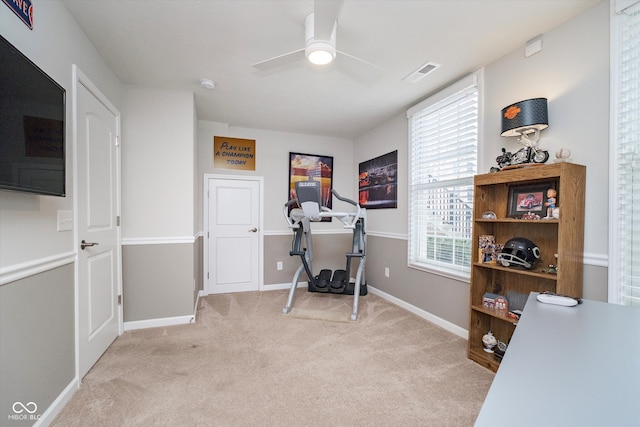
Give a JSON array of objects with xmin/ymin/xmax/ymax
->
[{"xmin": 62, "ymin": 0, "xmax": 601, "ymax": 139}]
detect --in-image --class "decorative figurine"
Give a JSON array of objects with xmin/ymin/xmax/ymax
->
[
  {"xmin": 482, "ymin": 330, "xmax": 498, "ymax": 353},
  {"xmin": 544, "ymin": 188, "xmax": 557, "ymax": 219},
  {"xmin": 493, "ymin": 148, "xmax": 513, "ymax": 171},
  {"xmin": 521, "ymin": 212, "xmax": 540, "ymax": 220},
  {"xmin": 543, "ymin": 253, "xmax": 559, "ymax": 273},
  {"xmin": 490, "ymin": 144, "xmax": 550, "ymax": 173},
  {"xmin": 482, "ymin": 211, "xmax": 497, "ymax": 219},
  {"xmin": 555, "ymin": 147, "xmax": 572, "ymax": 163}
]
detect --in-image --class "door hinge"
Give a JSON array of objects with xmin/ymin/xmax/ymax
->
[
  {"xmin": 117, "ymin": 216, "xmax": 121, "ymax": 226},
  {"xmin": 115, "ymin": 135, "xmax": 120, "ymax": 147},
  {"xmin": 207, "ymin": 272, "xmax": 209, "ymax": 279},
  {"xmin": 118, "ymin": 295, "xmax": 122, "ymax": 305}
]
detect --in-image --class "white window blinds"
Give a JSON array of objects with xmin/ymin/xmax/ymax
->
[
  {"xmin": 610, "ymin": 1, "xmax": 640, "ymax": 305},
  {"xmin": 408, "ymin": 73, "xmax": 479, "ymax": 279}
]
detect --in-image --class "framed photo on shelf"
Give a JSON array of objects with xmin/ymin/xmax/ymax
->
[{"xmin": 507, "ymin": 181, "xmax": 557, "ymax": 218}]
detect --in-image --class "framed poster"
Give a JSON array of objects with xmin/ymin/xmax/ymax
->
[
  {"xmin": 288, "ymin": 152, "xmax": 333, "ymax": 219},
  {"xmin": 358, "ymin": 150, "xmax": 397, "ymax": 209}
]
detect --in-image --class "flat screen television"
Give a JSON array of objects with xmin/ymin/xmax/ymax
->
[{"xmin": 0, "ymin": 34, "xmax": 66, "ymax": 197}]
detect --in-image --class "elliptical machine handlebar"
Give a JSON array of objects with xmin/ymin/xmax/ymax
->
[
  {"xmin": 283, "ymin": 198, "xmax": 299, "ymax": 228},
  {"xmin": 285, "ymin": 198, "xmax": 299, "ymax": 208},
  {"xmin": 331, "ymin": 188, "xmax": 357, "ymax": 206},
  {"xmin": 331, "ymin": 189, "xmax": 362, "ymax": 229}
]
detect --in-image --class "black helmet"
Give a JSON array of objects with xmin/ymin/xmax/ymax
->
[{"xmin": 497, "ymin": 237, "xmax": 540, "ymax": 269}]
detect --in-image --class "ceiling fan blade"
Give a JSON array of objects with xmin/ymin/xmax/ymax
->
[
  {"xmin": 252, "ymin": 48, "xmax": 306, "ymax": 71},
  {"xmin": 314, "ymin": 0, "xmax": 343, "ymax": 40},
  {"xmin": 336, "ymin": 50, "xmax": 383, "ymax": 83}
]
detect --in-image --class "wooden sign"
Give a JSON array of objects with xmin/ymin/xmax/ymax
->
[{"xmin": 214, "ymin": 136, "xmax": 256, "ymax": 170}]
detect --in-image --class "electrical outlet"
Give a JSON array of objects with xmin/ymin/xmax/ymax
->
[
  {"xmin": 277, "ymin": 261, "xmax": 283, "ymax": 271},
  {"xmin": 385, "ymin": 267, "xmax": 390, "ymax": 278}
]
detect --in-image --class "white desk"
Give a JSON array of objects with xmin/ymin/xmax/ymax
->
[{"xmin": 475, "ymin": 293, "xmax": 640, "ymax": 427}]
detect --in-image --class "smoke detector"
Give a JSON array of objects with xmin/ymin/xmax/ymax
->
[
  {"xmin": 402, "ymin": 61, "xmax": 441, "ymax": 83},
  {"xmin": 200, "ymin": 79, "xmax": 216, "ymax": 90}
]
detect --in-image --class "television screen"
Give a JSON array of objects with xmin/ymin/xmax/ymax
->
[{"xmin": 0, "ymin": 35, "xmax": 66, "ymax": 197}]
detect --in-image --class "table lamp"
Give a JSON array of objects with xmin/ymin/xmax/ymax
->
[{"xmin": 501, "ymin": 98, "xmax": 548, "ymax": 147}]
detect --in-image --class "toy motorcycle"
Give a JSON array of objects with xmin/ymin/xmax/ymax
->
[{"xmin": 491, "ymin": 146, "xmax": 549, "ymax": 172}]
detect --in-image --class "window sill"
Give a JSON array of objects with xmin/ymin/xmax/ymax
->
[{"xmin": 408, "ymin": 262, "xmax": 470, "ymax": 284}]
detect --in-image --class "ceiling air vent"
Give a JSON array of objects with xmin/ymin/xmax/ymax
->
[{"xmin": 402, "ymin": 61, "xmax": 441, "ymax": 83}]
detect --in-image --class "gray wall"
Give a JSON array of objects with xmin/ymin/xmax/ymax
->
[
  {"xmin": 353, "ymin": 1, "xmax": 609, "ymax": 330},
  {"xmin": 120, "ymin": 85, "xmax": 200, "ymax": 323},
  {"xmin": 482, "ymin": 1, "xmax": 609, "ymax": 255},
  {"xmin": 0, "ymin": 1, "xmax": 121, "ymax": 424},
  {"xmin": 366, "ymin": 236, "xmax": 471, "ymax": 326},
  {"xmin": 264, "ymin": 234, "xmax": 354, "ymax": 285},
  {"xmin": 123, "ymin": 244, "xmax": 195, "ymax": 322},
  {"xmin": 0, "ymin": 265, "xmax": 75, "ymax": 427}
]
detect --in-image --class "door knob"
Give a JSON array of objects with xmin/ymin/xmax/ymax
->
[
  {"xmin": 249, "ymin": 228, "xmax": 258, "ymax": 233},
  {"xmin": 81, "ymin": 240, "xmax": 99, "ymax": 250}
]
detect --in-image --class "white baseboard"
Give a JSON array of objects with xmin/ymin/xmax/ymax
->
[
  {"xmin": 368, "ymin": 286, "xmax": 469, "ymax": 340},
  {"xmin": 124, "ymin": 291, "xmax": 205, "ymax": 331},
  {"xmin": 124, "ymin": 314, "xmax": 195, "ymax": 331},
  {"xmin": 33, "ymin": 377, "xmax": 79, "ymax": 427},
  {"xmin": 194, "ymin": 290, "xmax": 204, "ymax": 314}
]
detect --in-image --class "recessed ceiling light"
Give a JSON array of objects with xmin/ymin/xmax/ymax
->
[{"xmin": 200, "ymin": 79, "xmax": 216, "ymax": 90}]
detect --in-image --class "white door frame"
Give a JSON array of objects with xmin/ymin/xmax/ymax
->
[
  {"xmin": 72, "ymin": 65, "xmax": 123, "ymax": 381},
  {"xmin": 203, "ymin": 174, "xmax": 264, "ymax": 295}
]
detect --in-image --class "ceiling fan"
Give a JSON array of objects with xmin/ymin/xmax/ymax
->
[{"xmin": 252, "ymin": 0, "xmax": 382, "ymax": 81}]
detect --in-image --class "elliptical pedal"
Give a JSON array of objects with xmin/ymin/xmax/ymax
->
[
  {"xmin": 313, "ymin": 269, "xmax": 332, "ymax": 292},
  {"xmin": 330, "ymin": 269, "xmax": 347, "ymax": 293}
]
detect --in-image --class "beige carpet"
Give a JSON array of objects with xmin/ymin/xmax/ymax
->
[{"xmin": 52, "ymin": 290, "xmax": 494, "ymax": 426}]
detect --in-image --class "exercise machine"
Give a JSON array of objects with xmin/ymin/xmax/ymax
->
[{"xmin": 282, "ymin": 179, "xmax": 367, "ymax": 321}]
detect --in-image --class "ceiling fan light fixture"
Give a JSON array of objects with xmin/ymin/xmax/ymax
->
[{"xmin": 306, "ymin": 41, "xmax": 336, "ymax": 65}]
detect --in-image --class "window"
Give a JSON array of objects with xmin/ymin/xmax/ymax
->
[
  {"xmin": 610, "ymin": 1, "xmax": 640, "ymax": 305},
  {"xmin": 407, "ymin": 72, "xmax": 480, "ymax": 280}
]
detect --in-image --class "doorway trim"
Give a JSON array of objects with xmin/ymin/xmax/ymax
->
[{"xmin": 203, "ymin": 174, "xmax": 264, "ymax": 295}]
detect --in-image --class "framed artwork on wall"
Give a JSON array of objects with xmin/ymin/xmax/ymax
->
[
  {"xmin": 358, "ymin": 150, "xmax": 398, "ymax": 209},
  {"xmin": 288, "ymin": 152, "xmax": 333, "ymax": 220}
]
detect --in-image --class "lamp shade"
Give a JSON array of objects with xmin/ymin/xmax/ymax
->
[{"xmin": 500, "ymin": 98, "xmax": 548, "ymax": 137}]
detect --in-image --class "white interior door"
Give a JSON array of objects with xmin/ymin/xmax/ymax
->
[
  {"xmin": 75, "ymin": 67, "xmax": 121, "ymax": 378},
  {"xmin": 206, "ymin": 176, "xmax": 262, "ymax": 294}
]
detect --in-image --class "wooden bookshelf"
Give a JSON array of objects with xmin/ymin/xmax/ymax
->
[{"xmin": 468, "ymin": 162, "xmax": 585, "ymax": 371}]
